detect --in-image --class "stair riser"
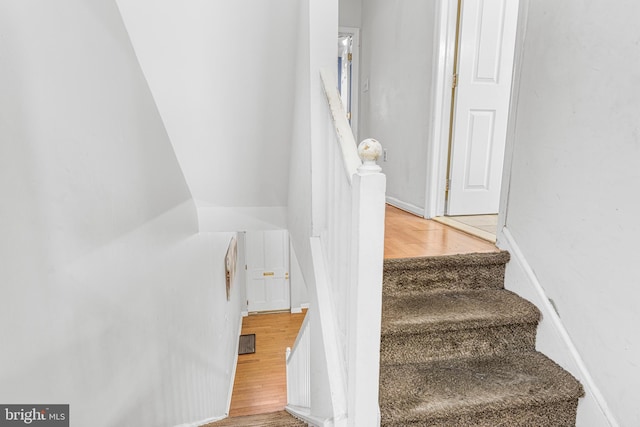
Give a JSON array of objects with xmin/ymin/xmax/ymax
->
[
  {"xmin": 382, "ymin": 398, "xmax": 579, "ymax": 427},
  {"xmin": 383, "ymin": 263, "xmax": 507, "ymax": 296},
  {"xmin": 381, "ymin": 323, "xmax": 538, "ymax": 364}
]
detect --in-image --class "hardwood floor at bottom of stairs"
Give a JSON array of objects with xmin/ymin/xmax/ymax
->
[{"xmin": 228, "ymin": 310, "xmax": 307, "ymax": 418}]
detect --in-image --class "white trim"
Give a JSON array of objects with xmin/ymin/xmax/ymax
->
[
  {"xmin": 497, "ymin": 0, "xmax": 529, "ymax": 233},
  {"xmin": 290, "ymin": 303, "xmax": 309, "ymax": 314},
  {"xmin": 386, "ymin": 196, "xmax": 425, "ymax": 217},
  {"xmin": 498, "ymin": 228, "xmax": 619, "ymax": 427},
  {"xmin": 241, "ymin": 310, "xmax": 248, "ymax": 317},
  {"xmin": 339, "ymin": 26, "xmax": 361, "ymax": 142},
  {"xmin": 425, "ymin": 0, "xmax": 458, "ymax": 218},
  {"xmin": 285, "ymin": 405, "xmax": 331, "ymax": 427},
  {"xmin": 224, "ymin": 315, "xmax": 244, "ymax": 417},
  {"xmin": 432, "ymin": 216, "xmax": 496, "ymax": 243}
]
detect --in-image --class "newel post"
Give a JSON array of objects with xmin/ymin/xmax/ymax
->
[{"xmin": 347, "ymin": 139, "xmax": 386, "ymax": 427}]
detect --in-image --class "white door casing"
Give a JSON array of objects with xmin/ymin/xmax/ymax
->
[
  {"xmin": 448, "ymin": 0, "xmax": 519, "ymax": 215},
  {"xmin": 339, "ymin": 26, "xmax": 360, "ymax": 141},
  {"xmin": 245, "ymin": 230, "xmax": 290, "ymax": 312}
]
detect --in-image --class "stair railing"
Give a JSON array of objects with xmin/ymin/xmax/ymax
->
[
  {"xmin": 286, "ymin": 68, "xmax": 386, "ymax": 427},
  {"xmin": 286, "ymin": 314, "xmax": 311, "ymax": 410}
]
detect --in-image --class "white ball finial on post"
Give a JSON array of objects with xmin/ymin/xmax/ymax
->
[{"xmin": 357, "ymin": 138, "xmax": 382, "ymax": 174}]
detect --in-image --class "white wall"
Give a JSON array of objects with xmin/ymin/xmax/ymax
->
[
  {"xmin": 0, "ymin": 1, "xmax": 242, "ymax": 425},
  {"xmin": 116, "ymin": 0, "xmax": 299, "ymax": 227},
  {"xmin": 339, "ymin": 0, "xmax": 362, "ymax": 28},
  {"xmin": 198, "ymin": 207, "xmax": 288, "ymax": 232},
  {"xmin": 287, "ymin": 0, "xmax": 338, "ymax": 281},
  {"xmin": 360, "ymin": 0, "xmax": 437, "ymax": 215},
  {"xmin": 288, "ymin": 0, "xmax": 313, "ymax": 274},
  {"xmin": 501, "ymin": 1, "xmax": 640, "ymax": 425}
]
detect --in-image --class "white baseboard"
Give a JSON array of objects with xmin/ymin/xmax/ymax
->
[
  {"xmin": 385, "ymin": 197, "xmax": 425, "ymax": 217},
  {"xmin": 225, "ymin": 315, "xmax": 244, "ymax": 416},
  {"xmin": 291, "ymin": 303, "xmax": 310, "ymax": 314},
  {"xmin": 286, "ymin": 405, "xmax": 333, "ymax": 427},
  {"xmin": 432, "ymin": 216, "xmax": 496, "ymax": 243},
  {"xmin": 498, "ymin": 228, "xmax": 618, "ymax": 427}
]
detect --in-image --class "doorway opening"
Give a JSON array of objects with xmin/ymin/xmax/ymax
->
[
  {"xmin": 338, "ymin": 27, "xmax": 360, "ymax": 141},
  {"xmin": 431, "ymin": 0, "xmax": 520, "ymax": 240}
]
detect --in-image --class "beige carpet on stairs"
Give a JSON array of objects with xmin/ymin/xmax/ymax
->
[{"xmin": 380, "ymin": 251, "xmax": 584, "ymax": 427}]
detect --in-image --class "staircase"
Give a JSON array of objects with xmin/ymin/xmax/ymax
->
[
  {"xmin": 203, "ymin": 411, "xmax": 306, "ymax": 427},
  {"xmin": 379, "ymin": 251, "xmax": 584, "ymax": 426}
]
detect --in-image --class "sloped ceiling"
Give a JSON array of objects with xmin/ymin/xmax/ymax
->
[{"xmin": 116, "ymin": 0, "xmax": 299, "ymax": 208}]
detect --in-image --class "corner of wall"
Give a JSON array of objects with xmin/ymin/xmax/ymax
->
[{"xmin": 197, "ymin": 206, "xmax": 288, "ymax": 232}]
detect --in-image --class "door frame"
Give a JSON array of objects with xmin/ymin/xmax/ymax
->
[
  {"xmin": 424, "ymin": 0, "xmax": 460, "ymax": 219},
  {"xmin": 339, "ymin": 26, "xmax": 361, "ymax": 142},
  {"xmin": 425, "ymin": 0, "xmax": 526, "ymax": 222}
]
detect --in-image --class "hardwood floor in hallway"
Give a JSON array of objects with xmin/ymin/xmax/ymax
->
[
  {"xmin": 384, "ymin": 205, "xmax": 499, "ymax": 259},
  {"xmin": 225, "ymin": 204, "xmax": 498, "ymax": 419}
]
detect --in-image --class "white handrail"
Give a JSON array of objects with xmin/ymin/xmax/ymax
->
[{"xmin": 320, "ymin": 68, "xmax": 361, "ymax": 182}]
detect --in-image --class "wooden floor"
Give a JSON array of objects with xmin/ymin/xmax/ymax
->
[
  {"xmin": 384, "ymin": 205, "xmax": 498, "ymax": 258},
  {"xmin": 228, "ymin": 310, "xmax": 306, "ymax": 417},
  {"xmin": 226, "ymin": 204, "xmax": 498, "ymax": 418}
]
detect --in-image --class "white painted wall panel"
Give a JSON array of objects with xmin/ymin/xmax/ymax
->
[
  {"xmin": 116, "ymin": 0, "xmax": 299, "ymax": 210},
  {"xmin": 339, "ymin": 0, "xmax": 362, "ymax": 28},
  {"xmin": 360, "ymin": 0, "xmax": 437, "ymax": 213},
  {"xmin": 503, "ymin": 1, "xmax": 640, "ymax": 425}
]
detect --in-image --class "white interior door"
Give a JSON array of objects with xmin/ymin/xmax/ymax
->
[
  {"xmin": 448, "ymin": 0, "xmax": 519, "ymax": 215},
  {"xmin": 245, "ymin": 230, "xmax": 290, "ymax": 313}
]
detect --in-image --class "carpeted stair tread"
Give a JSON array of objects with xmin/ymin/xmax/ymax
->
[
  {"xmin": 383, "ymin": 251, "xmax": 510, "ymax": 296},
  {"xmin": 382, "ymin": 289, "xmax": 540, "ymax": 335},
  {"xmin": 380, "ymin": 289, "xmax": 540, "ymax": 363},
  {"xmin": 379, "ymin": 252, "xmax": 583, "ymax": 425},
  {"xmin": 384, "ymin": 251, "xmax": 511, "ymax": 272},
  {"xmin": 203, "ymin": 411, "xmax": 307, "ymax": 426},
  {"xmin": 379, "ymin": 351, "xmax": 584, "ymax": 426}
]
